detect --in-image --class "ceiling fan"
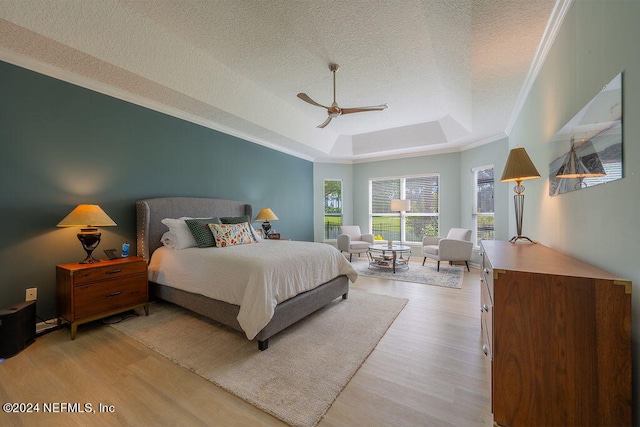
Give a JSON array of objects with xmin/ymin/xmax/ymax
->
[{"xmin": 297, "ymin": 63, "xmax": 389, "ymax": 128}]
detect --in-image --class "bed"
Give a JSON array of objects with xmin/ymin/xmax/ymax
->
[{"xmin": 136, "ymin": 196, "xmax": 357, "ymax": 350}]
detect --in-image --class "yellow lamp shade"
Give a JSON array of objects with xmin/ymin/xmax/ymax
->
[
  {"xmin": 57, "ymin": 204, "xmax": 117, "ymax": 228},
  {"xmin": 57, "ymin": 204, "xmax": 117, "ymax": 263},
  {"xmin": 255, "ymin": 208, "xmax": 279, "ymax": 221},
  {"xmin": 500, "ymin": 147, "xmax": 541, "ymax": 183}
]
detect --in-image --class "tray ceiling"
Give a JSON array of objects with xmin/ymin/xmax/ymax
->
[{"xmin": 0, "ymin": 0, "xmax": 566, "ymax": 162}]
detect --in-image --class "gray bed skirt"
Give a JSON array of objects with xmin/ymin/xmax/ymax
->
[{"xmin": 150, "ymin": 275, "xmax": 349, "ymax": 350}]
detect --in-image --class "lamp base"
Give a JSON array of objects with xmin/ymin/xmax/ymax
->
[
  {"xmin": 79, "ymin": 256, "xmax": 101, "ymax": 264},
  {"xmin": 261, "ymin": 221, "xmax": 272, "ymax": 237},
  {"xmin": 510, "ymin": 193, "xmax": 536, "ymax": 245},
  {"xmin": 508, "ymin": 235, "xmax": 537, "ymax": 244},
  {"xmin": 77, "ymin": 228, "xmax": 102, "ymax": 264}
]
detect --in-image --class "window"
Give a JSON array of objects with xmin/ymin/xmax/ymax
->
[
  {"xmin": 324, "ymin": 179, "xmax": 343, "ymax": 239},
  {"xmin": 473, "ymin": 166, "xmax": 494, "ymax": 246},
  {"xmin": 369, "ymin": 175, "xmax": 439, "ymax": 243}
]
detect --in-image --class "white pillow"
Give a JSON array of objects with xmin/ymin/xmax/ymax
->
[
  {"xmin": 160, "ymin": 217, "xmax": 197, "ymax": 250},
  {"xmin": 250, "ymin": 223, "xmax": 262, "ymax": 241},
  {"xmin": 160, "ymin": 231, "xmax": 179, "ymax": 250}
]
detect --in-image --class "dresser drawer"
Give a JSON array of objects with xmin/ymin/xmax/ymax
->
[
  {"xmin": 482, "ymin": 261, "xmax": 494, "ymax": 304},
  {"xmin": 74, "ymin": 274, "xmax": 148, "ymax": 319},
  {"xmin": 72, "ymin": 260, "xmax": 147, "ymax": 285},
  {"xmin": 481, "ymin": 277, "xmax": 493, "ymax": 359}
]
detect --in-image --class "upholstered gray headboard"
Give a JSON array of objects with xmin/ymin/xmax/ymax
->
[{"xmin": 136, "ymin": 197, "xmax": 253, "ymax": 259}]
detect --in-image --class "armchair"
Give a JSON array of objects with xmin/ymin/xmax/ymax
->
[
  {"xmin": 337, "ymin": 226, "xmax": 374, "ymax": 262},
  {"xmin": 422, "ymin": 228, "xmax": 472, "ymax": 271}
]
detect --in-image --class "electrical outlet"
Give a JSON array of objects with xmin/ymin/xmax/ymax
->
[{"xmin": 25, "ymin": 287, "xmax": 37, "ymax": 301}]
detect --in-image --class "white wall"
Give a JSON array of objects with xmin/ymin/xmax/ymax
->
[
  {"xmin": 351, "ymin": 153, "xmax": 462, "ymax": 250},
  {"xmin": 314, "ymin": 152, "xmax": 464, "ymax": 256},
  {"xmin": 314, "ymin": 140, "xmax": 512, "ymax": 263}
]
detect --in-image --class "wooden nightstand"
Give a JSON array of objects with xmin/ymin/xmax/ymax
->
[{"xmin": 56, "ymin": 256, "xmax": 149, "ymax": 339}]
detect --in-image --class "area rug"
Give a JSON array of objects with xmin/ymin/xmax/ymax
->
[
  {"xmin": 110, "ymin": 290, "xmax": 407, "ymax": 427},
  {"xmin": 349, "ymin": 256, "xmax": 464, "ymax": 288}
]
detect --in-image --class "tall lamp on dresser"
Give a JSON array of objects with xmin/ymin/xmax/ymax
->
[{"xmin": 499, "ymin": 147, "xmax": 540, "ymax": 243}]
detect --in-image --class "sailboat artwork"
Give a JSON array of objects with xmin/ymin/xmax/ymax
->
[{"xmin": 548, "ymin": 73, "xmax": 622, "ymax": 196}]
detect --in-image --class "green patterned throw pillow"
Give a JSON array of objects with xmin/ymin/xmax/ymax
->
[
  {"xmin": 185, "ymin": 217, "xmax": 221, "ymax": 248},
  {"xmin": 219, "ymin": 215, "xmax": 250, "ymax": 224}
]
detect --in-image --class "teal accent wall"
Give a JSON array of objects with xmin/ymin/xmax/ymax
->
[{"xmin": 0, "ymin": 60, "xmax": 313, "ymax": 320}]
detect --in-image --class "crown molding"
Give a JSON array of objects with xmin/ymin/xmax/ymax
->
[{"xmin": 505, "ymin": 0, "xmax": 574, "ymax": 135}]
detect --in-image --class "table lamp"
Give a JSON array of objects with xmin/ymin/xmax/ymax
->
[
  {"xmin": 390, "ymin": 199, "xmax": 410, "ymax": 247},
  {"xmin": 255, "ymin": 208, "xmax": 278, "ymax": 238},
  {"xmin": 500, "ymin": 147, "xmax": 540, "ymax": 243},
  {"xmin": 57, "ymin": 204, "xmax": 117, "ymax": 263},
  {"xmin": 390, "ymin": 199, "xmax": 411, "ymax": 213}
]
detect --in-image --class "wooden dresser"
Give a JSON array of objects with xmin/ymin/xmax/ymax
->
[
  {"xmin": 480, "ymin": 240, "xmax": 631, "ymax": 427},
  {"xmin": 56, "ymin": 256, "xmax": 149, "ymax": 339}
]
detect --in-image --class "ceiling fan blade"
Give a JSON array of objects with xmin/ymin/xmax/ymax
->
[
  {"xmin": 317, "ymin": 116, "xmax": 334, "ymax": 128},
  {"xmin": 297, "ymin": 93, "xmax": 329, "ymax": 109},
  {"xmin": 340, "ymin": 104, "xmax": 389, "ymax": 115},
  {"xmin": 299, "ymin": 64, "xmax": 388, "ymax": 128}
]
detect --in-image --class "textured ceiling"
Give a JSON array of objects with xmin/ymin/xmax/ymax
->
[{"xmin": 0, "ymin": 0, "xmax": 564, "ymax": 162}]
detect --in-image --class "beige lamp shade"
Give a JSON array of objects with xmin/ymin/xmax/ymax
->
[
  {"xmin": 500, "ymin": 147, "xmax": 541, "ymax": 184},
  {"xmin": 255, "ymin": 208, "xmax": 279, "ymax": 221},
  {"xmin": 57, "ymin": 204, "xmax": 117, "ymax": 228},
  {"xmin": 390, "ymin": 199, "xmax": 411, "ymax": 211}
]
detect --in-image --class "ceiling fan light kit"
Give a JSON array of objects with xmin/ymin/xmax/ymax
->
[{"xmin": 297, "ymin": 63, "xmax": 389, "ymax": 128}]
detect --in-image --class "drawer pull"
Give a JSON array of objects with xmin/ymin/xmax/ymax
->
[
  {"xmin": 482, "ymin": 344, "xmax": 488, "ymax": 356},
  {"xmin": 106, "ymin": 291, "xmax": 122, "ymax": 297},
  {"xmin": 483, "ymin": 268, "xmax": 489, "ymax": 274},
  {"xmin": 482, "ymin": 304, "xmax": 489, "ymax": 312},
  {"xmin": 106, "ymin": 269, "xmax": 122, "ymax": 275}
]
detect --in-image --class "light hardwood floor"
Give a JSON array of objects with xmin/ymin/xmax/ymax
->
[{"xmin": 0, "ymin": 262, "xmax": 492, "ymax": 426}]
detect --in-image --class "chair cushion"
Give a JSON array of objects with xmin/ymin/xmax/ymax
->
[
  {"xmin": 423, "ymin": 245, "xmax": 439, "ymax": 256},
  {"xmin": 447, "ymin": 228, "xmax": 471, "ymax": 241},
  {"xmin": 339, "ymin": 225, "xmax": 362, "ymax": 239},
  {"xmin": 350, "ymin": 241, "xmax": 371, "ymax": 250}
]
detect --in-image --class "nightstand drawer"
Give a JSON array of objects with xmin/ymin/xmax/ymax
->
[
  {"xmin": 74, "ymin": 274, "xmax": 147, "ymax": 319},
  {"xmin": 72, "ymin": 260, "xmax": 147, "ymax": 285}
]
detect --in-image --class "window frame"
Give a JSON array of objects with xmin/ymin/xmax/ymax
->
[
  {"xmin": 368, "ymin": 173, "xmax": 439, "ymax": 244},
  {"xmin": 323, "ymin": 179, "xmax": 343, "ymax": 240},
  {"xmin": 472, "ymin": 165, "xmax": 495, "ymax": 247}
]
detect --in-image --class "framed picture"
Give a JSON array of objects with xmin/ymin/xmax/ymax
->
[{"xmin": 548, "ymin": 73, "xmax": 623, "ymax": 195}]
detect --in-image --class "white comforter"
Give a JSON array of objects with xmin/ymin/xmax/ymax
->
[{"xmin": 147, "ymin": 240, "xmax": 358, "ymax": 339}]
